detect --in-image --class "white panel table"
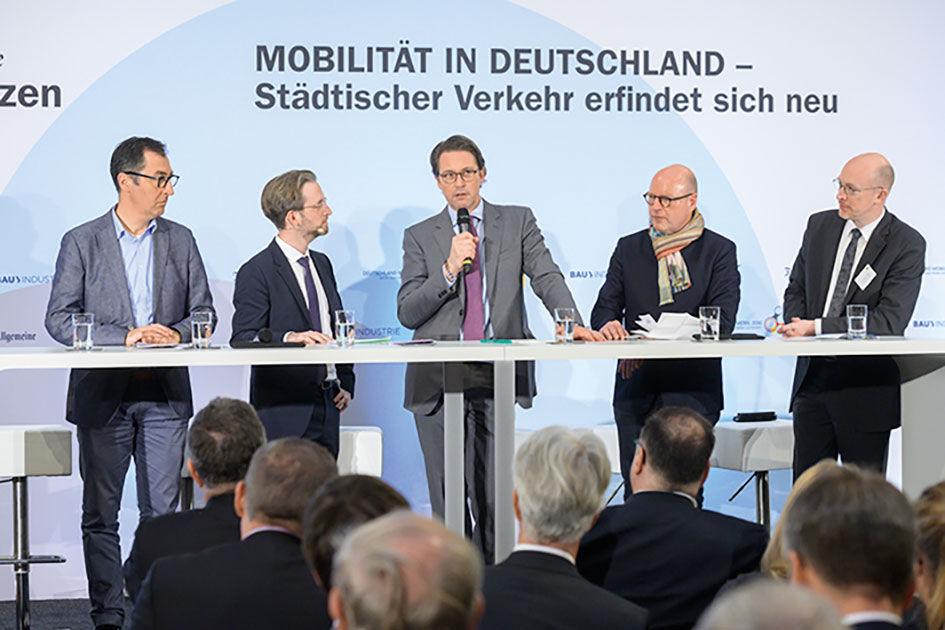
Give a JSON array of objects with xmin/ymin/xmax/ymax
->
[{"xmin": 1, "ymin": 336, "xmax": 944, "ymax": 564}]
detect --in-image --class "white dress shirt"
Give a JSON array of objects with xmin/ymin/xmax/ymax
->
[
  {"xmin": 816, "ymin": 210, "xmax": 885, "ymax": 335},
  {"xmin": 274, "ymin": 236, "xmax": 336, "ymax": 380},
  {"xmin": 512, "ymin": 542, "xmax": 576, "ymax": 565}
]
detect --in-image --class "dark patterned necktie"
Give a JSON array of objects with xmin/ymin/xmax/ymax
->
[
  {"xmin": 297, "ymin": 255, "xmax": 323, "ymax": 332},
  {"xmin": 826, "ymin": 228, "xmax": 861, "ymax": 318},
  {"xmin": 462, "ymin": 218, "xmax": 484, "ymax": 341}
]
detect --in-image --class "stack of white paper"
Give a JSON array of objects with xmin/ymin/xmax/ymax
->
[{"xmin": 632, "ymin": 312, "xmax": 701, "ymax": 340}]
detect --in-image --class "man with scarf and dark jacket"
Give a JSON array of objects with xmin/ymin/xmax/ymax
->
[{"xmin": 591, "ymin": 164, "xmax": 741, "ymax": 498}]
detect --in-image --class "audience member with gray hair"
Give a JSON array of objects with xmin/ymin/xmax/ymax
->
[
  {"xmin": 131, "ymin": 438, "xmax": 338, "ymax": 630},
  {"xmin": 123, "ymin": 397, "xmax": 266, "ymax": 601},
  {"xmin": 329, "ymin": 511, "xmax": 483, "ymax": 630},
  {"xmin": 578, "ymin": 406, "xmax": 768, "ymax": 629},
  {"xmin": 479, "ymin": 426, "xmax": 647, "ymax": 629},
  {"xmin": 784, "ymin": 463, "xmax": 917, "ymax": 630},
  {"xmin": 301, "ymin": 474, "xmax": 410, "ymax": 589},
  {"xmin": 696, "ymin": 580, "xmax": 844, "ymax": 630}
]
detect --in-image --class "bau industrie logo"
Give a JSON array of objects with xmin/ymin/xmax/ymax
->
[
  {"xmin": 568, "ymin": 269, "xmax": 607, "ymax": 280},
  {"xmin": 0, "ymin": 273, "xmax": 54, "ymax": 285}
]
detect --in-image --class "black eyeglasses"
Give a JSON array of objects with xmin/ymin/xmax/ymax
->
[
  {"xmin": 832, "ymin": 178, "xmax": 883, "ymax": 196},
  {"xmin": 437, "ymin": 168, "xmax": 481, "ymax": 184},
  {"xmin": 643, "ymin": 192, "xmax": 694, "ymax": 208},
  {"xmin": 124, "ymin": 171, "xmax": 180, "ymax": 189}
]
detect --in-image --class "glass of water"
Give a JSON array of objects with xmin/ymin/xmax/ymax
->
[
  {"xmin": 72, "ymin": 313, "xmax": 94, "ymax": 350},
  {"xmin": 699, "ymin": 306, "xmax": 721, "ymax": 341},
  {"xmin": 846, "ymin": 304, "xmax": 868, "ymax": 339},
  {"xmin": 554, "ymin": 307, "xmax": 576, "ymax": 343},
  {"xmin": 335, "ymin": 310, "xmax": 355, "ymax": 347},
  {"xmin": 191, "ymin": 310, "xmax": 213, "ymax": 348}
]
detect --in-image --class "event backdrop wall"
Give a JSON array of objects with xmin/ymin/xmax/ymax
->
[{"xmin": 1, "ymin": 0, "xmax": 942, "ymax": 599}]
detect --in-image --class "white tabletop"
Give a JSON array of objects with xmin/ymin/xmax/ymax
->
[{"xmin": 0, "ymin": 336, "xmax": 943, "ymax": 371}]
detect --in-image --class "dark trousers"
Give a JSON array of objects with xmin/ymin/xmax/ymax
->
[
  {"xmin": 77, "ymin": 401, "xmax": 186, "ymax": 627},
  {"xmin": 614, "ymin": 403, "xmax": 719, "ymax": 502},
  {"xmin": 257, "ymin": 385, "xmax": 341, "ymax": 458},
  {"xmin": 792, "ymin": 385, "xmax": 890, "ymax": 481},
  {"xmin": 415, "ymin": 387, "xmax": 495, "ymax": 563}
]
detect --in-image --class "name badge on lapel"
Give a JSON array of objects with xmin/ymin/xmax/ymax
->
[{"xmin": 854, "ymin": 264, "xmax": 877, "ymax": 291}]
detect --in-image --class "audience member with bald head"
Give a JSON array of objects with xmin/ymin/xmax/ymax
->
[
  {"xmin": 329, "ymin": 511, "xmax": 484, "ymax": 630},
  {"xmin": 131, "ymin": 438, "xmax": 338, "ymax": 630},
  {"xmin": 577, "ymin": 406, "xmax": 767, "ymax": 629},
  {"xmin": 784, "ymin": 463, "xmax": 916, "ymax": 629},
  {"xmin": 779, "ymin": 153, "xmax": 925, "ymax": 479},
  {"xmin": 591, "ymin": 164, "xmax": 740, "ymax": 499},
  {"xmin": 124, "ymin": 397, "xmax": 266, "ymax": 601},
  {"xmin": 479, "ymin": 426, "xmax": 648, "ymax": 630}
]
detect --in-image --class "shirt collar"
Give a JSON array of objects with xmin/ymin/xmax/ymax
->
[
  {"xmin": 843, "ymin": 208, "xmax": 885, "ymax": 242},
  {"xmin": 111, "ymin": 207, "xmax": 156, "ymax": 240},
  {"xmin": 243, "ymin": 525, "xmax": 297, "ymax": 541},
  {"xmin": 512, "ymin": 543, "xmax": 576, "ymax": 564},
  {"xmin": 634, "ymin": 489, "xmax": 699, "ymax": 508},
  {"xmin": 841, "ymin": 611, "xmax": 902, "ymax": 626},
  {"xmin": 447, "ymin": 199, "xmax": 483, "ymax": 228},
  {"xmin": 275, "ymin": 234, "xmax": 309, "ymax": 263}
]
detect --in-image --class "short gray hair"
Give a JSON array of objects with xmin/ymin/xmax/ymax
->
[
  {"xmin": 244, "ymin": 437, "xmax": 337, "ymax": 523},
  {"xmin": 695, "ymin": 580, "xmax": 843, "ymax": 630},
  {"xmin": 514, "ymin": 426, "xmax": 611, "ymax": 544},
  {"xmin": 333, "ymin": 512, "xmax": 482, "ymax": 630}
]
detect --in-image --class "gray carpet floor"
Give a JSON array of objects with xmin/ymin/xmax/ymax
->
[{"xmin": 0, "ymin": 599, "xmax": 131, "ymax": 630}]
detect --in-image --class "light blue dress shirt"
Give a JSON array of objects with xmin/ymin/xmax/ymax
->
[{"xmin": 111, "ymin": 208, "xmax": 156, "ymax": 328}]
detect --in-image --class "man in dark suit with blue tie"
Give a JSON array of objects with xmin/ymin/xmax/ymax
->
[
  {"xmin": 591, "ymin": 164, "xmax": 740, "ymax": 496},
  {"xmin": 778, "ymin": 153, "xmax": 925, "ymax": 479},
  {"xmin": 44, "ymin": 136, "xmax": 215, "ymax": 630},
  {"xmin": 231, "ymin": 170, "xmax": 354, "ymax": 455}
]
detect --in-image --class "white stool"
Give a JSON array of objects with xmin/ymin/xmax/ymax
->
[
  {"xmin": 710, "ymin": 419, "xmax": 794, "ymax": 532},
  {"xmin": 0, "ymin": 425, "xmax": 72, "ymax": 630},
  {"xmin": 592, "ymin": 423, "xmax": 622, "ymax": 475},
  {"xmin": 338, "ymin": 426, "xmax": 383, "ymax": 476}
]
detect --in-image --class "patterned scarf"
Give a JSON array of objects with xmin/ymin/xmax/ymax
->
[{"xmin": 650, "ymin": 209, "xmax": 705, "ymax": 305}]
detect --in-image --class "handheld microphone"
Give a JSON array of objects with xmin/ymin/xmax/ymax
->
[
  {"xmin": 456, "ymin": 207, "xmax": 472, "ymax": 274},
  {"xmin": 257, "ymin": 328, "xmax": 273, "ymax": 344}
]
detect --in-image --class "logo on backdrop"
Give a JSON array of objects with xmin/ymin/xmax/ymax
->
[
  {"xmin": 0, "ymin": 273, "xmax": 53, "ymax": 285},
  {"xmin": 0, "ymin": 330, "xmax": 38, "ymax": 343},
  {"xmin": 568, "ymin": 269, "xmax": 607, "ymax": 280},
  {"xmin": 362, "ymin": 270, "xmax": 400, "ymax": 281}
]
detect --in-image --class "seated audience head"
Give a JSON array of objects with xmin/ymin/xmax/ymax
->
[
  {"xmin": 330, "ymin": 512, "xmax": 484, "ymax": 630},
  {"xmin": 916, "ymin": 481, "xmax": 945, "ymax": 630},
  {"xmin": 695, "ymin": 579, "xmax": 843, "ymax": 630},
  {"xmin": 513, "ymin": 426, "xmax": 610, "ymax": 546},
  {"xmin": 186, "ymin": 397, "xmax": 266, "ymax": 494},
  {"xmin": 784, "ymin": 464, "xmax": 916, "ymax": 617},
  {"xmin": 761, "ymin": 460, "xmax": 840, "ymax": 580},
  {"xmin": 302, "ymin": 474, "xmax": 410, "ymax": 589},
  {"xmin": 235, "ymin": 437, "xmax": 338, "ymax": 536},
  {"xmin": 632, "ymin": 406, "xmax": 714, "ymax": 497}
]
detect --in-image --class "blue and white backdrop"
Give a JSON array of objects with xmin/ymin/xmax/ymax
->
[{"xmin": 1, "ymin": 0, "xmax": 943, "ymax": 598}]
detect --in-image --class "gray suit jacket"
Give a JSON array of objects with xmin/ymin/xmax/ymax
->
[
  {"xmin": 44, "ymin": 209, "xmax": 215, "ymax": 426},
  {"xmin": 397, "ymin": 200, "xmax": 580, "ymax": 414}
]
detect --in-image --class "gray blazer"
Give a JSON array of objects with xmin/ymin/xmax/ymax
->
[
  {"xmin": 397, "ymin": 200, "xmax": 580, "ymax": 414},
  {"xmin": 44, "ymin": 209, "xmax": 215, "ymax": 426}
]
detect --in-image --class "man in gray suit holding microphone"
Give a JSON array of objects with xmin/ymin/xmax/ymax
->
[
  {"xmin": 45, "ymin": 137, "xmax": 214, "ymax": 630},
  {"xmin": 398, "ymin": 134, "xmax": 601, "ymax": 560}
]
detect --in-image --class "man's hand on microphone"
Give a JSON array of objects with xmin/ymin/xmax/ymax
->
[{"xmin": 446, "ymin": 232, "xmax": 479, "ymax": 277}]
